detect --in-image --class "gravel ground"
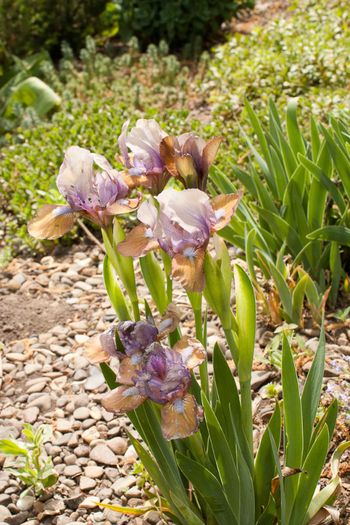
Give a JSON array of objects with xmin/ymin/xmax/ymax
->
[{"xmin": 0, "ymin": 242, "xmax": 349, "ymax": 524}]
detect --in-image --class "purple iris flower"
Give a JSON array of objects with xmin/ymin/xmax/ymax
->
[
  {"xmin": 118, "ymin": 119, "xmax": 170, "ymax": 194},
  {"xmin": 117, "ymin": 320, "xmax": 159, "ymax": 356},
  {"xmin": 102, "ymin": 335, "xmax": 206, "ymax": 440},
  {"xmin": 118, "ymin": 187, "xmax": 241, "ymax": 291},
  {"xmin": 160, "ymin": 132, "xmax": 222, "ymax": 190},
  {"xmin": 137, "ymin": 343, "xmax": 191, "ymax": 404},
  {"xmin": 28, "ymin": 146, "xmax": 140, "ymax": 240}
]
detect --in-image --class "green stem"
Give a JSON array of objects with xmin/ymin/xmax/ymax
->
[
  {"xmin": 132, "ymin": 299, "xmax": 140, "ymax": 321},
  {"xmin": 240, "ymin": 379, "xmax": 254, "ymax": 459},
  {"xmin": 223, "ymin": 328, "xmax": 239, "ymax": 365}
]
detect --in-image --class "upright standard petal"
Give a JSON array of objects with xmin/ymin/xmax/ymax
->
[
  {"xmin": 161, "ymin": 393, "xmax": 203, "ymax": 440},
  {"xmin": 27, "ymin": 204, "xmax": 75, "ymax": 240},
  {"xmin": 56, "ymin": 146, "xmax": 95, "ymax": 203},
  {"xmin": 102, "ymin": 385, "xmax": 146, "ymax": 413}
]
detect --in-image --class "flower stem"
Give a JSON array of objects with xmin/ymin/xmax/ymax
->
[{"xmin": 240, "ymin": 379, "xmax": 254, "ymax": 460}]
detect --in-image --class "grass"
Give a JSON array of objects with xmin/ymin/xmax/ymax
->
[{"xmin": 0, "ymin": 0, "xmax": 349, "ymax": 257}]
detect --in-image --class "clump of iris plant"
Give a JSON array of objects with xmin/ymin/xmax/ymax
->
[{"xmin": 28, "ymin": 146, "xmax": 140, "ymax": 239}]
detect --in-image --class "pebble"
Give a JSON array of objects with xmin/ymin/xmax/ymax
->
[
  {"xmin": 5, "ymin": 511, "xmax": 29, "ymax": 525},
  {"xmin": 0, "ymin": 506, "xmax": 11, "ymax": 521},
  {"xmin": 111, "ymin": 475, "xmax": 136, "ymax": 496},
  {"xmin": 82, "ymin": 427, "xmax": 100, "ymax": 444},
  {"xmin": 7, "ymin": 273, "xmax": 26, "ymax": 291},
  {"xmin": 85, "ymin": 369, "xmax": 106, "ymax": 391},
  {"xmin": 107, "ymin": 437, "xmax": 128, "ymax": 455},
  {"xmin": 56, "ymin": 419, "xmax": 72, "ymax": 432},
  {"xmin": 251, "ymin": 371, "xmax": 275, "ymax": 391},
  {"xmin": 63, "ymin": 465, "xmax": 82, "ymax": 477},
  {"xmin": 73, "ymin": 407, "xmax": 90, "ymax": 420},
  {"xmin": 79, "ymin": 476, "xmax": 97, "ymax": 491},
  {"xmin": 27, "ymin": 394, "xmax": 51, "ymax": 411},
  {"xmin": 84, "ymin": 466, "xmax": 104, "ymax": 479},
  {"xmin": 90, "ymin": 444, "xmax": 118, "ymax": 466}
]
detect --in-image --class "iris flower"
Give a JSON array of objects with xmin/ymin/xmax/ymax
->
[
  {"xmin": 102, "ymin": 336, "xmax": 205, "ymax": 440},
  {"xmin": 28, "ymin": 146, "xmax": 140, "ymax": 240},
  {"xmin": 118, "ymin": 119, "xmax": 170, "ymax": 194},
  {"xmin": 160, "ymin": 132, "xmax": 222, "ymax": 191},
  {"xmin": 118, "ymin": 187, "xmax": 241, "ymax": 292}
]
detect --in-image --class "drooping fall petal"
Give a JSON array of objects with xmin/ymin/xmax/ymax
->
[
  {"xmin": 118, "ymin": 353, "xmax": 144, "ymax": 385},
  {"xmin": 102, "ymin": 385, "xmax": 146, "ymax": 413},
  {"xmin": 173, "ymin": 336, "xmax": 206, "ymax": 369},
  {"xmin": 172, "ymin": 248, "xmax": 205, "ymax": 292},
  {"xmin": 161, "ymin": 393, "xmax": 203, "ymax": 440},
  {"xmin": 118, "ymin": 224, "xmax": 159, "ymax": 258},
  {"xmin": 27, "ymin": 204, "xmax": 75, "ymax": 240},
  {"xmin": 211, "ymin": 193, "xmax": 241, "ymax": 231}
]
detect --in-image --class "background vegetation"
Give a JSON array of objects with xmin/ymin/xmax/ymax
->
[{"xmin": 0, "ymin": 0, "xmax": 349, "ymax": 269}]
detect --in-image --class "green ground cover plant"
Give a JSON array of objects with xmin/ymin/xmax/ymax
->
[{"xmin": 1, "ymin": 0, "xmax": 349, "ymax": 278}]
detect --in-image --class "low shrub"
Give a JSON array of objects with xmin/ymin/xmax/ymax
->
[
  {"xmin": 0, "ymin": 0, "xmax": 112, "ymax": 60},
  {"xmin": 117, "ymin": 0, "xmax": 254, "ymax": 53}
]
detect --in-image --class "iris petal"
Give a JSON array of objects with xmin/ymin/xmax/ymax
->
[
  {"xmin": 161, "ymin": 393, "xmax": 203, "ymax": 440},
  {"xmin": 171, "ymin": 248, "xmax": 205, "ymax": 292},
  {"xmin": 27, "ymin": 204, "xmax": 75, "ymax": 240},
  {"xmin": 173, "ymin": 336, "xmax": 206, "ymax": 369},
  {"xmin": 102, "ymin": 385, "xmax": 146, "ymax": 413}
]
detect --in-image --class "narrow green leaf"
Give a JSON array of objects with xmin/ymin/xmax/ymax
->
[
  {"xmin": 307, "ymin": 225, "xmax": 350, "ymax": 247},
  {"xmin": 289, "ymin": 426, "xmax": 329, "ymax": 525},
  {"xmin": 100, "ymin": 362, "xmax": 118, "ymax": 390},
  {"xmin": 254, "ymin": 402, "xmax": 281, "ymax": 517},
  {"xmin": 306, "ymin": 441, "xmax": 350, "ymax": 522},
  {"xmin": 103, "ymin": 255, "xmax": 131, "ymax": 320},
  {"xmin": 286, "ymin": 98, "xmax": 306, "ymax": 157},
  {"xmin": 234, "ymin": 264, "xmax": 256, "ymax": 382},
  {"xmin": 177, "ymin": 453, "xmax": 237, "ymax": 525},
  {"xmin": 282, "ymin": 336, "xmax": 303, "ymax": 468},
  {"xmin": 301, "ymin": 324, "xmax": 325, "ymax": 455},
  {"xmin": 291, "ymin": 274, "xmax": 308, "ymax": 324},
  {"xmin": 202, "ymin": 395, "xmax": 240, "ymax": 523}
]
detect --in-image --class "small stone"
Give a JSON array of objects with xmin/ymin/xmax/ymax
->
[
  {"xmin": 251, "ymin": 371, "xmax": 274, "ymax": 391},
  {"xmin": 22, "ymin": 407, "xmax": 39, "ymax": 424},
  {"xmin": 82, "ymin": 427, "xmax": 100, "ymax": 444},
  {"xmin": 63, "ymin": 465, "xmax": 82, "ymax": 477},
  {"xmin": 73, "ymin": 407, "xmax": 90, "ymax": 420},
  {"xmin": 90, "ymin": 444, "xmax": 117, "ymax": 466},
  {"xmin": 107, "ymin": 437, "xmax": 128, "ymax": 455},
  {"xmin": 7, "ymin": 273, "xmax": 26, "ymax": 291},
  {"xmin": 27, "ymin": 394, "xmax": 51, "ymax": 411},
  {"xmin": 74, "ymin": 393, "xmax": 90, "ymax": 408},
  {"xmin": 79, "ymin": 476, "xmax": 97, "ymax": 491},
  {"xmin": 144, "ymin": 511, "xmax": 161, "ymax": 524},
  {"xmin": 64, "ymin": 454, "xmax": 77, "ymax": 465},
  {"xmin": 85, "ymin": 369, "xmax": 105, "ymax": 391},
  {"xmin": 103, "ymin": 509, "xmax": 122, "ymax": 524},
  {"xmin": 111, "ymin": 475, "xmax": 136, "ymax": 496},
  {"xmin": 64, "ymin": 494, "xmax": 85, "ymax": 511},
  {"xmin": 0, "ymin": 506, "xmax": 11, "ymax": 521},
  {"xmin": 56, "ymin": 419, "xmax": 72, "ymax": 432},
  {"xmin": 75, "ymin": 445, "xmax": 90, "ymax": 457},
  {"xmin": 84, "ymin": 466, "xmax": 104, "ymax": 479},
  {"xmin": 5, "ymin": 511, "xmax": 29, "ymax": 525},
  {"xmin": 79, "ymin": 496, "xmax": 100, "ymax": 509},
  {"xmin": 16, "ymin": 495, "xmax": 34, "ymax": 511}
]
